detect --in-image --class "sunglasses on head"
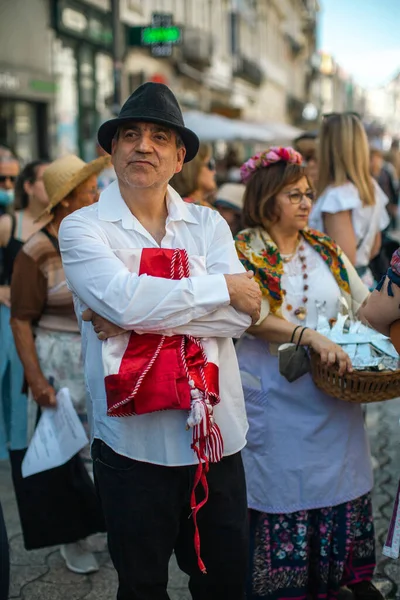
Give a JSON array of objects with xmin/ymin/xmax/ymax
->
[
  {"xmin": 0, "ymin": 175, "xmax": 17, "ymax": 183},
  {"xmin": 205, "ymin": 158, "xmax": 216, "ymax": 171},
  {"xmin": 322, "ymin": 111, "xmax": 361, "ymax": 121}
]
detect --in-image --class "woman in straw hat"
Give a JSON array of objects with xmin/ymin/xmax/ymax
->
[{"xmin": 9, "ymin": 154, "xmax": 108, "ymax": 574}]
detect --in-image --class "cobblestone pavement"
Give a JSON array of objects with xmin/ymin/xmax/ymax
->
[
  {"xmin": 2, "ymin": 398, "xmax": 400, "ymax": 599},
  {"xmin": 367, "ymin": 399, "xmax": 400, "ymax": 599}
]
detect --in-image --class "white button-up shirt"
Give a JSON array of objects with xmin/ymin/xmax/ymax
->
[{"xmin": 59, "ymin": 181, "xmax": 250, "ymax": 466}]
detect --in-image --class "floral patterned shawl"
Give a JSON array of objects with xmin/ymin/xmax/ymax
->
[{"xmin": 235, "ymin": 227, "xmax": 351, "ymax": 317}]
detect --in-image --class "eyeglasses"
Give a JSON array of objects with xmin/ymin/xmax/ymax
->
[
  {"xmin": 204, "ymin": 158, "xmax": 216, "ymax": 171},
  {"xmin": 322, "ymin": 111, "xmax": 361, "ymax": 121},
  {"xmin": 285, "ymin": 191, "xmax": 315, "ymax": 204},
  {"xmin": 0, "ymin": 175, "xmax": 17, "ymax": 183}
]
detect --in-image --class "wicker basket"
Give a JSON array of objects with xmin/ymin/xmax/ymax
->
[{"xmin": 310, "ymin": 351, "xmax": 400, "ymax": 403}]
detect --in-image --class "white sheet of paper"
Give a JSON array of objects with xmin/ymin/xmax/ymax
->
[{"xmin": 21, "ymin": 387, "xmax": 89, "ymax": 478}]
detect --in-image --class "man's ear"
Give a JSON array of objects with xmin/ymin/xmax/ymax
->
[{"xmin": 175, "ymin": 147, "xmax": 186, "ymax": 174}]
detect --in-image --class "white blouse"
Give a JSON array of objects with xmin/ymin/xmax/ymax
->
[{"xmin": 309, "ymin": 181, "xmax": 389, "ymax": 267}]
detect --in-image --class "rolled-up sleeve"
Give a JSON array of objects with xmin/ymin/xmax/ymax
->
[{"xmin": 59, "ymin": 213, "xmax": 234, "ymax": 331}]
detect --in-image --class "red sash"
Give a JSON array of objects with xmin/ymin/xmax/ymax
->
[{"xmin": 104, "ymin": 248, "xmax": 219, "ymax": 417}]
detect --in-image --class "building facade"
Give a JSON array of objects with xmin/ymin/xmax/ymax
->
[
  {"xmin": 121, "ymin": 0, "xmax": 319, "ymax": 128},
  {"xmin": 0, "ymin": 0, "xmax": 115, "ymax": 161},
  {"xmin": 366, "ymin": 72, "xmax": 400, "ymax": 144},
  {"xmin": 312, "ymin": 51, "xmax": 367, "ymax": 120},
  {"xmin": 0, "ymin": 0, "xmax": 57, "ymax": 161},
  {"xmin": 49, "ymin": 0, "xmax": 115, "ymax": 161},
  {"xmin": 0, "ymin": 0, "xmax": 320, "ymax": 160}
]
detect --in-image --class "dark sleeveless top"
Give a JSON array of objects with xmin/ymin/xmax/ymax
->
[{"xmin": 1, "ymin": 214, "xmax": 24, "ymax": 285}]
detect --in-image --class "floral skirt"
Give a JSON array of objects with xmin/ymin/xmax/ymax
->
[{"xmin": 247, "ymin": 493, "xmax": 376, "ymax": 600}]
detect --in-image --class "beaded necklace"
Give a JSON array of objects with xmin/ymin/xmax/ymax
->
[{"xmin": 281, "ymin": 243, "xmax": 309, "ymax": 321}]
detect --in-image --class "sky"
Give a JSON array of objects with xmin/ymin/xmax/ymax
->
[{"xmin": 320, "ymin": 0, "xmax": 400, "ymax": 88}]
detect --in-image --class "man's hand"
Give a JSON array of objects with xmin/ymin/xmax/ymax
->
[
  {"xmin": 82, "ymin": 309, "xmax": 125, "ymax": 341},
  {"xmin": 30, "ymin": 376, "xmax": 57, "ymax": 407},
  {"xmin": 224, "ymin": 271, "xmax": 262, "ymax": 325}
]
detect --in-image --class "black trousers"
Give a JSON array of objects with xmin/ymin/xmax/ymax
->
[
  {"xmin": 0, "ymin": 501, "xmax": 9, "ymax": 600},
  {"xmin": 92, "ymin": 440, "xmax": 248, "ymax": 600}
]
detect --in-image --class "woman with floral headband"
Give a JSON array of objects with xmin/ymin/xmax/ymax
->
[{"xmin": 235, "ymin": 147, "xmax": 382, "ymax": 600}]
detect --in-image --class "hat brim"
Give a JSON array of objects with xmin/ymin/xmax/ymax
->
[
  {"xmin": 214, "ymin": 199, "xmax": 242, "ymax": 213},
  {"xmin": 98, "ymin": 116, "xmax": 199, "ymax": 163},
  {"xmin": 36, "ymin": 156, "xmax": 110, "ymax": 222}
]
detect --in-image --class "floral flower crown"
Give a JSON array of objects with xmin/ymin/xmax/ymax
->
[{"xmin": 240, "ymin": 146, "xmax": 303, "ymax": 184}]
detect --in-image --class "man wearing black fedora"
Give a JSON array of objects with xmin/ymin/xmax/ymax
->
[{"xmin": 59, "ymin": 82, "xmax": 261, "ymax": 599}]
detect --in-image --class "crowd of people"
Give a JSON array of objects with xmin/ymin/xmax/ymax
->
[{"xmin": 0, "ymin": 82, "xmax": 400, "ymax": 600}]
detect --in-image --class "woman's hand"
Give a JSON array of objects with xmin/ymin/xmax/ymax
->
[
  {"xmin": 82, "ymin": 309, "xmax": 125, "ymax": 340},
  {"xmin": 0, "ymin": 285, "xmax": 10, "ymax": 307},
  {"xmin": 30, "ymin": 375, "xmax": 57, "ymax": 407},
  {"xmin": 303, "ymin": 329, "xmax": 353, "ymax": 376}
]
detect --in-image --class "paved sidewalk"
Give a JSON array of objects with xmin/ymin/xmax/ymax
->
[{"xmin": 2, "ymin": 398, "xmax": 400, "ymax": 599}]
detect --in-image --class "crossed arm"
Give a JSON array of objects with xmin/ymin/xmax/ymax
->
[{"xmin": 59, "ymin": 213, "xmax": 260, "ymax": 338}]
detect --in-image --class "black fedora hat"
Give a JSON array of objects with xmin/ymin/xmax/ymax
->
[{"xmin": 98, "ymin": 83, "xmax": 199, "ymax": 163}]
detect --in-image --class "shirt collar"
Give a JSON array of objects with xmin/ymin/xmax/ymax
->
[
  {"xmin": 98, "ymin": 180, "xmax": 199, "ymax": 229},
  {"xmin": 166, "ymin": 185, "xmax": 199, "ymax": 225}
]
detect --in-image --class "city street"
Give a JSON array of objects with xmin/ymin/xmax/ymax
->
[
  {"xmin": 0, "ymin": 0, "xmax": 399, "ymax": 599},
  {"xmin": 1, "ymin": 398, "xmax": 400, "ymax": 599}
]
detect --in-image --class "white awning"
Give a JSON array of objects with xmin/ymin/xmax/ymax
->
[
  {"xmin": 262, "ymin": 121, "xmax": 304, "ymax": 141},
  {"xmin": 183, "ymin": 111, "xmax": 303, "ymax": 143},
  {"xmin": 183, "ymin": 111, "xmax": 274, "ymax": 143}
]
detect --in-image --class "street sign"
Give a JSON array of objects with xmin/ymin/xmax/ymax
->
[
  {"xmin": 126, "ymin": 13, "xmax": 181, "ymax": 58},
  {"xmin": 141, "ymin": 26, "xmax": 181, "ymax": 46}
]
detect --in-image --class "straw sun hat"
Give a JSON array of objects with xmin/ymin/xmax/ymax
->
[{"xmin": 38, "ymin": 154, "xmax": 110, "ymax": 220}]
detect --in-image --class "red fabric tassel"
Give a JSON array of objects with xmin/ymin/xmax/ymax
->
[
  {"xmin": 189, "ymin": 412, "xmax": 224, "ymax": 574},
  {"xmin": 191, "ymin": 438, "xmax": 210, "ymax": 574}
]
